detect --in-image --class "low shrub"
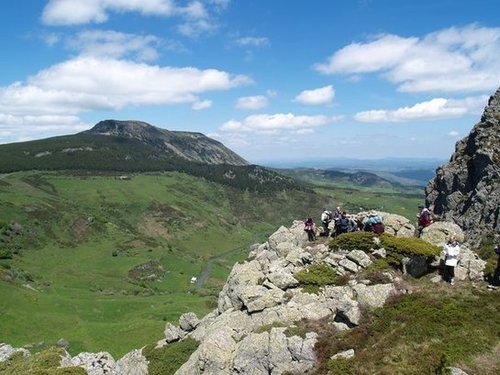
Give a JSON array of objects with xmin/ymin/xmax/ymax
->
[
  {"xmin": 294, "ymin": 264, "xmax": 339, "ymax": 293},
  {"xmin": 143, "ymin": 337, "xmax": 199, "ymax": 375},
  {"xmin": 329, "ymin": 232, "xmax": 377, "ymax": 252},
  {"xmin": 0, "ymin": 348, "xmax": 86, "ymax": 375},
  {"xmin": 380, "ymin": 234, "xmax": 441, "ymax": 257}
]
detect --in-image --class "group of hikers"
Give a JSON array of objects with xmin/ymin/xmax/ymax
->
[
  {"xmin": 304, "ymin": 203, "xmax": 436, "ymax": 242},
  {"xmin": 304, "ymin": 204, "xmax": 500, "ymax": 287},
  {"xmin": 303, "ymin": 206, "xmax": 385, "ymax": 242}
]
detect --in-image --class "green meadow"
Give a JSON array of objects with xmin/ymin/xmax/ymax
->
[{"xmin": 0, "ymin": 170, "xmax": 422, "ymax": 357}]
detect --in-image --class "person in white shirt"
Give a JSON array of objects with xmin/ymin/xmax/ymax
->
[{"xmin": 442, "ymin": 234, "xmax": 460, "ymax": 285}]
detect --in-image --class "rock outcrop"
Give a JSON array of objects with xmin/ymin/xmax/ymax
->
[
  {"xmin": 0, "ymin": 215, "xmax": 487, "ymax": 374},
  {"xmin": 426, "ymin": 87, "xmax": 500, "ymax": 244}
]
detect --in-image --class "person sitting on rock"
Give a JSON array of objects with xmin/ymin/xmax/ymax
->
[
  {"xmin": 303, "ymin": 217, "xmax": 316, "ymax": 241},
  {"xmin": 416, "ymin": 204, "xmax": 433, "ymax": 237}
]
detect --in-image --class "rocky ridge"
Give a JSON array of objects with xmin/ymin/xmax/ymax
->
[
  {"xmin": 0, "ymin": 212, "xmax": 486, "ymax": 374},
  {"xmin": 82, "ymin": 119, "xmax": 248, "ymax": 166},
  {"xmin": 426, "ymin": 87, "xmax": 500, "ymax": 244}
]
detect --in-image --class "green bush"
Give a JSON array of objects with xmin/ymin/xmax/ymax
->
[
  {"xmin": 476, "ymin": 233, "xmax": 498, "ymax": 277},
  {"xmin": 329, "ymin": 232, "xmax": 378, "ymax": 252},
  {"xmin": 143, "ymin": 337, "xmax": 199, "ymax": 375},
  {"xmin": 0, "ymin": 348, "xmax": 86, "ymax": 375},
  {"xmin": 294, "ymin": 264, "xmax": 339, "ymax": 293},
  {"xmin": 380, "ymin": 234, "xmax": 441, "ymax": 257}
]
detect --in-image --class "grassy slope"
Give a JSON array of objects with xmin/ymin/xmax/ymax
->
[
  {"xmin": 0, "ymin": 170, "xmax": 423, "ymax": 358},
  {"xmin": 0, "ymin": 171, "xmax": 328, "ymax": 357}
]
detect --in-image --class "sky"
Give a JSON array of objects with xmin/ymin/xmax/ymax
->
[{"xmin": 0, "ymin": 0, "xmax": 499, "ymax": 165}]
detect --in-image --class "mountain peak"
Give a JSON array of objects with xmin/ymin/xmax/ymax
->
[{"xmin": 82, "ymin": 119, "xmax": 248, "ymax": 166}]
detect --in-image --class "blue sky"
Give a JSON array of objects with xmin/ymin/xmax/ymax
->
[{"xmin": 0, "ymin": 0, "xmax": 499, "ymax": 164}]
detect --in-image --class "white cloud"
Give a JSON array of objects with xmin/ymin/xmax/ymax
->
[
  {"xmin": 41, "ymin": 0, "xmax": 225, "ymax": 38},
  {"xmin": 236, "ymin": 37, "xmax": 270, "ymax": 47},
  {"xmin": 314, "ymin": 24, "xmax": 500, "ymax": 93},
  {"xmin": 0, "ymin": 113, "xmax": 90, "ymax": 143},
  {"xmin": 42, "ymin": 0, "xmax": 204, "ymax": 25},
  {"xmin": 66, "ymin": 30, "xmax": 163, "ymax": 61},
  {"xmin": 220, "ymin": 113, "xmax": 332, "ymax": 134},
  {"xmin": 295, "ymin": 85, "xmax": 335, "ymax": 105},
  {"xmin": 354, "ymin": 95, "xmax": 487, "ymax": 122},
  {"xmin": 0, "ymin": 56, "xmax": 250, "ymax": 142},
  {"xmin": 448, "ymin": 130, "xmax": 460, "ymax": 137},
  {"xmin": 192, "ymin": 99, "xmax": 212, "ymax": 110},
  {"xmin": 236, "ymin": 95, "xmax": 269, "ymax": 110}
]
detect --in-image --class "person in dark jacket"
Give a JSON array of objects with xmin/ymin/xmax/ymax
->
[
  {"xmin": 416, "ymin": 204, "xmax": 433, "ymax": 237},
  {"xmin": 304, "ymin": 217, "xmax": 316, "ymax": 241}
]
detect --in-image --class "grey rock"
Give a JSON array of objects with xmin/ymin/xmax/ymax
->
[
  {"xmin": 353, "ymin": 283, "xmax": 395, "ymax": 309},
  {"xmin": 346, "ymin": 250, "xmax": 373, "ymax": 268},
  {"xmin": 371, "ymin": 248, "xmax": 387, "ymax": 258},
  {"xmin": 420, "ymin": 221, "xmax": 465, "ymax": 246},
  {"xmin": 61, "ymin": 351, "xmax": 117, "ymax": 375},
  {"xmin": 402, "ymin": 255, "xmax": 430, "ymax": 278},
  {"xmin": 267, "ymin": 267, "xmax": 299, "ymax": 290},
  {"xmin": 116, "ymin": 349, "xmax": 148, "ymax": 375},
  {"xmin": 0, "ymin": 343, "xmax": 30, "ymax": 362},
  {"xmin": 448, "ymin": 367, "xmax": 470, "ymax": 375},
  {"xmin": 339, "ymin": 258, "xmax": 359, "ymax": 273},
  {"xmin": 179, "ymin": 312, "xmax": 200, "ymax": 332},
  {"xmin": 163, "ymin": 322, "xmax": 186, "ymax": 343},
  {"xmin": 330, "ymin": 348, "xmax": 355, "ymax": 360},
  {"xmin": 426, "ymin": 87, "xmax": 500, "ymax": 244}
]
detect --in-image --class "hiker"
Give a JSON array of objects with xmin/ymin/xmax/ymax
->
[
  {"xmin": 304, "ymin": 217, "xmax": 316, "ymax": 241},
  {"xmin": 334, "ymin": 212, "xmax": 350, "ymax": 237},
  {"xmin": 362, "ymin": 211, "xmax": 384, "ymax": 234},
  {"xmin": 416, "ymin": 204, "xmax": 433, "ymax": 237},
  {"xmin": 442, "ymin": 234, "xmax": 460, "ymax": 285},
  {"xmin": 320, "ymin": 208, "xmax": 332, "ymax": 236}
]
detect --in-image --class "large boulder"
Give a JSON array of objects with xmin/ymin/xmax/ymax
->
[{"xmin": 420, "ymin": 221, "xmax": 465, "ymax": 246}]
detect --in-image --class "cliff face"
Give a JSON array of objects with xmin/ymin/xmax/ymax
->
[
  {"xmin": 82, "ymin": 119, "xmax": 248, "ymax": 166},
  {"xmin": 425, "ymin": 87, "xmax": 500, "ymax": 244}
]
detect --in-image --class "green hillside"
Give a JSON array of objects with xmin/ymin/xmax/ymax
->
[
  {"xmin": 0, "ymin": 168, "xmax": 423, "ymax": 357},
  {"xmin": 0, "ymin": 171, "xmax": 330, "ymax": 357}
]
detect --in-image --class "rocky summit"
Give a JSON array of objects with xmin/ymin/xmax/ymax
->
[
  {"xmin": 82, "ymin": 119, "xmax": 248, "ymax": 166},
  {"xmin": 426, "ymin": 87, "xmax": 500, "ymax": 244}
]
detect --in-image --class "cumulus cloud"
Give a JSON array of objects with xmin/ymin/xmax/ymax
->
[
  {"xmin": 314, "ymin": 24, "xmax": 500, "ymax": 93},
  {"xmin": 192, "ymin": 99, "xmax": 212, "ymax": 110},
  {"xmin": 354, "ymin": 95, "xmax": 487, "ymax": 122},
  {"xmin": 0, "ymin": 56, "xmax": 250, "ymax": 142},
  {"xmin": 66, "ymin": 30, "xmax": 163, "ymax": 61},
  {"xmin": 41, "ymin": 0, "xmax": 226, "ymax": 38},
  {"xmin": 236, "ymin": 95, "xmax": 269, "ymax": 110},
  {"xmin": 295, "ymin": 85, "xmax": 335, "ymax": 105},
  {"xmin": 220, "ymin": 113, "xmax": 334, "ymax": 135},
  {"xmin": 42, "ymin": 0, "xmax": 206, "ymax": 25}
]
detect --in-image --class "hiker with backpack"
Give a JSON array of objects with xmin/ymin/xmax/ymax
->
[
  {"xmin": 304, "ymin": 217, "xmax": 316, "ymax": 242},
  {"xmin": 334, "ymin": 212, "xmax": 350, "ymax": 237},
  {"xmin": 362, "ymin": 211, "xmax": 385, "ymax": 234},
  {"xmin": 416, "ymin": 204, "xmax": 433, "ymax": 237},
  {"xmin": 320, "ymin": 208, "xmax": 332, "ymax": 236}
]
